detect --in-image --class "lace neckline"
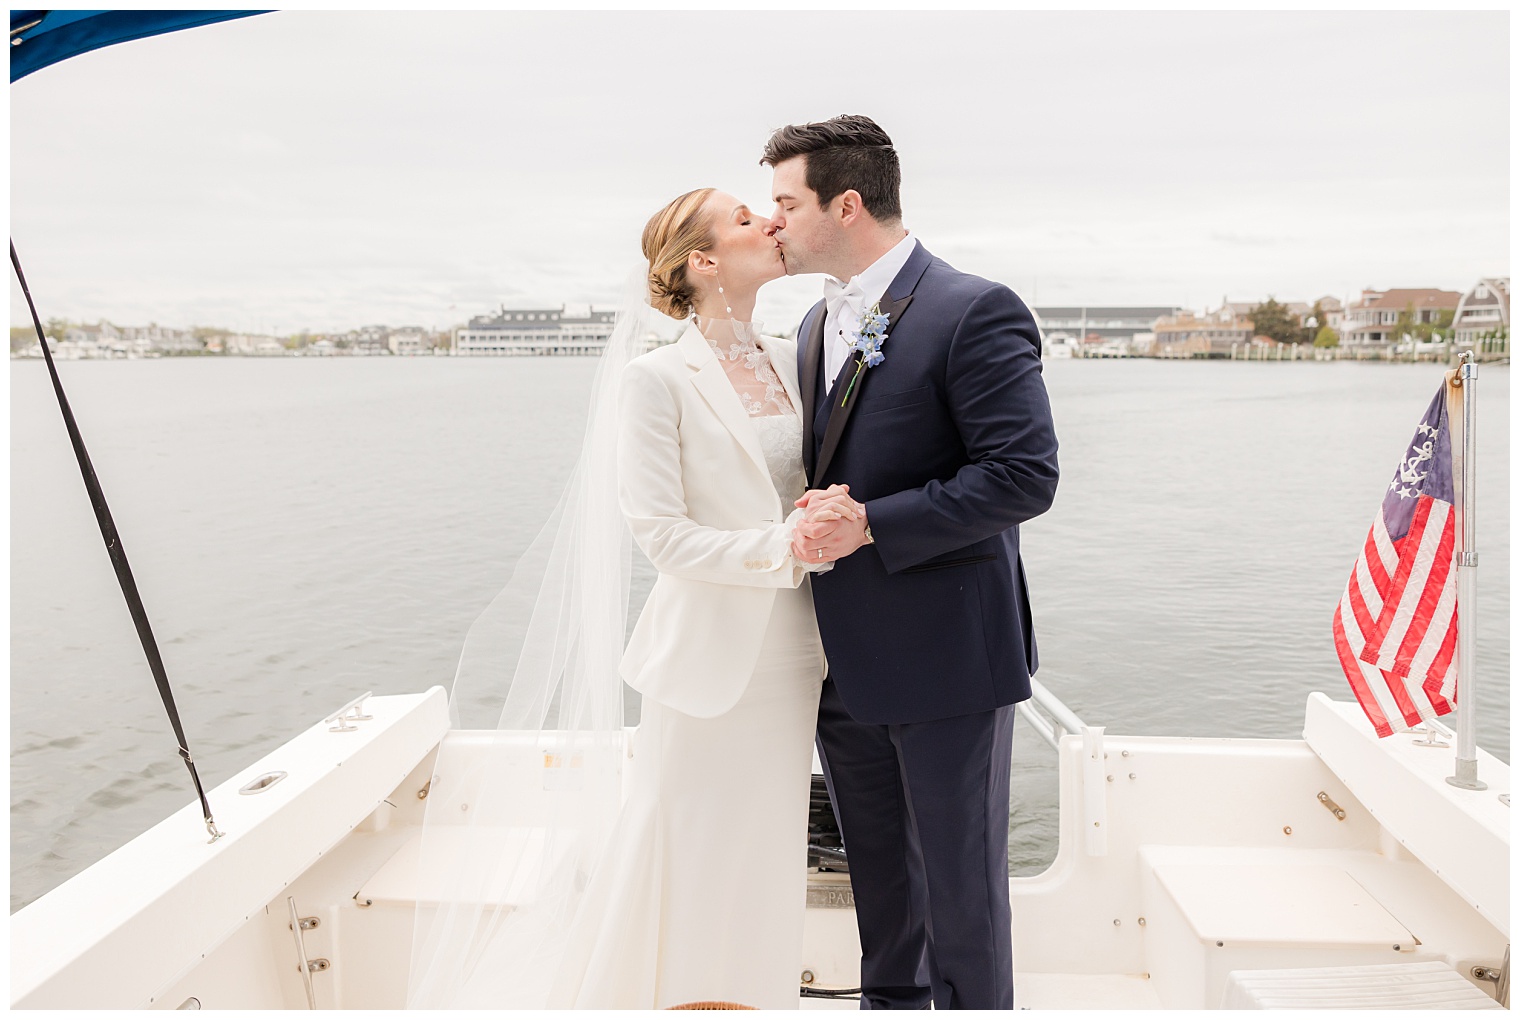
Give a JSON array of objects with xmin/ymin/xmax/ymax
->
[
  {"xmin": 694, "ymin": 316, "xmax": 765, "ymax": 361},
  {"xmin": 692, "ymin": 317, "xmax": 794, "ymax": 418}
]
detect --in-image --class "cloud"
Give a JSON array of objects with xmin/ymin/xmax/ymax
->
[{"xmin": 9, "ymin": 11, "xmax": 1508, "ymax": 331}]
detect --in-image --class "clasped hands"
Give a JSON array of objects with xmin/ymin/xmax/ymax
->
[{"xmin": 790, "ymin": 483, "xmax": 871, "ymax": 566}]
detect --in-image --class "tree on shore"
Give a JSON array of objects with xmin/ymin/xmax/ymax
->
[
  {"xmin": 1313, "ymin": 326, "xmax": 1340, "ymax": 348},
  {"xmin": 1300, "ymin": 300, "xmax": 1328, "ymax": 344},
  {"xmin": 12, "ymin": 317, "xmax": 71, "ymax": 350},
  {"xmin": 1392, "ymin": 303, "xmax": 1455, "ymax": 344},
  {"xmin": 1247, "ymin": 297, "xmax": 1303, "ymax": 345}
]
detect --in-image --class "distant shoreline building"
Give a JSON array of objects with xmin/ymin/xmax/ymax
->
[
  {"xmin": 1033, "ymin": 306, "xmax": 1183, "ymax": 350},
  {"xmin": 1451, "ymin": 278, "xmax": 1509, "ymax": 349},
  {"xmin": 455, "ymin": 305, "xmax": 617, "ymax": 356},
  {"xmin": 224, "ymin": 333, "xmax": 285, "ymax": 356},
  {"xmin": 54, "ymin": 321, "xmax": 202, "ymax": 358},
  {"xmin": 119, "ymin": 323, "xmax": 199, "ymax": 354},
  {"xmin": 387, "ymin": 326, "xmax": 428, "ymax": 356},
  {"xmin": 1152, "ymin": 308, "xmax": 1256, "ymax": 358},
  {"xmin": 1341, "ymin": 288, "xmax": 1462, "ymax": 347},
  {"xmin": 1314, "ymin": 296, "xmax": 1345, "ymax": 332}
]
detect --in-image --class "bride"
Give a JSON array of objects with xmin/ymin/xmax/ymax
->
[
  {"xmin": 408, "ymin": 187, "xmax": 860, "ymax": 1009},
  {"xmin": 559, "ymin": 186, "xmax": 857, "ymax": 1009}
]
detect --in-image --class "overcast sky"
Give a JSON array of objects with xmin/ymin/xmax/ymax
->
[{"xmin": 8, "ymin": 10, "xmax": 1510, "ymax": 336}]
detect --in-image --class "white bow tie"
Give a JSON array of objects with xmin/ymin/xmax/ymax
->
[{"xmin": 824, "ymin": 277, "xmax": 866, "ymax": 326}]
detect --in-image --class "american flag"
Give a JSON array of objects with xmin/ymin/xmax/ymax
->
[{"xmin": 1333, "ymin": 375, "xmax": 1462, "ymax": 737}]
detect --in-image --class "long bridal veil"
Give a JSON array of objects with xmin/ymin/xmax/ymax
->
[{"xmin": 406, "ymin": 272, "xmax": 650, "ymax": 1008}]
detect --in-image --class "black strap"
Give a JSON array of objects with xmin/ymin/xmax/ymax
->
[{"xmin": 11, "ymin": 239, "xmax": 222, "ymax": 841}]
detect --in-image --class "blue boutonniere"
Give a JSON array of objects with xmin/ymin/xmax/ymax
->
[{"xmin": 841, "ymin": 304, "xmax": 890, "ymax": 405}]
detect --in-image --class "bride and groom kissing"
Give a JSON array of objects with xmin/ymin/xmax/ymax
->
[
  {"xmin": 589, "ymin": 112, "xmax": 1060, "ymax": 1010},
  {"xmin": 420, "ymin": 114, "xmax": 1059, "ymax": 1011}
]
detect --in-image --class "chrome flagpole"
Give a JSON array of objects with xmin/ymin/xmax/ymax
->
[{"xmin": 1447, "ymin": 351, "xmax": 1485, "ymax": 791}]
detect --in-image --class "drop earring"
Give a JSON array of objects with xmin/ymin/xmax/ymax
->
[{"xmin": 716, "ymin": 276, "xmax": 733, "ymax": 317}]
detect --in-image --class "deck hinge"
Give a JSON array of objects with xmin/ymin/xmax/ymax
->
[
  {"xmin": 287, "ymin": 897, "xmax": 328, "ymax": 1008},
  {"xmin": 1316, "ymin": 790, "xmax": 1347, "ymax": 821}
]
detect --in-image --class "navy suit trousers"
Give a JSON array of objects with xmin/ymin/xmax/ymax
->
[{"xmin": 815, "ymin": 680, "xmax": 1016, "ymax": 1010}]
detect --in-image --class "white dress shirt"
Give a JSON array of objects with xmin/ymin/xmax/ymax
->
[{"xmin": 822, "ymin": 231, "xmax": 917, "ymax": 384}]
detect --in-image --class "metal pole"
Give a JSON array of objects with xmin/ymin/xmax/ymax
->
[{"xmin": 1447, "ymin": 352, "xmax": 1485, "ymax": 790}]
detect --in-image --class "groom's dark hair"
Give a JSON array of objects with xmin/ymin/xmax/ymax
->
[{"xmin": 760, "ymin": 115, "xmax": 902, "ymax": 223}]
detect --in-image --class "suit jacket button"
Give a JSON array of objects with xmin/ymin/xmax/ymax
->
[{"xmin": 763, "ymin": 559, "xmax": 772, "ymax": 568}]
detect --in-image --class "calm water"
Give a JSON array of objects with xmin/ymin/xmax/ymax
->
[{"xmin": 10, "ymin": 357, "xmax": 1509, "ymax": 909}]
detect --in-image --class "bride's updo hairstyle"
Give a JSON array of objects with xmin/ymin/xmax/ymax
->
[{"xmin": 642, "ymin": 187, "xmax": 716, "ymax": 320}]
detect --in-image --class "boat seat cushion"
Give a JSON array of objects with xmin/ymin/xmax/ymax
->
[{"xmin": 1221, "ymin": 961, "xmax": 1502, "ymax": 1009}]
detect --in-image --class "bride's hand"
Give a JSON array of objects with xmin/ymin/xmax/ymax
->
[
  {"xmin": 794, "ymin": 483, "xmax": 851, "ymax": 510},
  {"xmin": 791, "ymin": 516, "xmax": 842, "ymax": 564}
]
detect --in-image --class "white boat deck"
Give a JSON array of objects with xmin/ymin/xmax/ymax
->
[
  {"xmin": 10, "ymin": 690, "xmax": 1509, "ymax": 1010},
  {"xmin": 1017, "ymin": 973, "xmax": 1163, "ymax": 1009}
]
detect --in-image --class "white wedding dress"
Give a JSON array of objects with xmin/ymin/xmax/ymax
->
[{"xmin": 550, "ymin": 322, "xmax": 827, "ymax": 1009}]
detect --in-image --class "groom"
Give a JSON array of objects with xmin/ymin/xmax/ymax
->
[{"xmin": 762, "ymin": 115, "xmax": 1058, "ymax": 1010}]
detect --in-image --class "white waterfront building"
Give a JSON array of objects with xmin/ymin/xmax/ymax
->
[
  {"xmin": 455, "ymin": 305, "xmax": 617, "ymax": 356},
  {"xmin": 1032, "ymin": 306, "xmax": 1183, "ymax": 357},
  {"xmin": 388, "ymin": 327, "xmax": 428, "ymax": 357},
  {"xmin": 1451, "ymin": 277, "xmax": 1509, "ymax": 349}
]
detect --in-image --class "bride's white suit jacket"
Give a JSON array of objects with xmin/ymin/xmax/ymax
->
[{"xmin": 617, "ymin": 324, "xmax": 824, "ymax": 719}]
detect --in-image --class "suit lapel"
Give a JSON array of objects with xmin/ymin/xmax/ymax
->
[
  {"xmin": 678, "ymin": 327, "xmax": 769, "ymax": 479},
  {"xmin": 799, "ymin": 302, "xmax": 826, "ymax": 481}
]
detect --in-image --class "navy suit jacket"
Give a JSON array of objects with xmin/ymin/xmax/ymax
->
[{"xmin": 800, "ymin": 241, "xmax": 1058, "ymax": 725}]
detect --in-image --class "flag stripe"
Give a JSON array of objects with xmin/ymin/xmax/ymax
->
[
  {"xmin": 1388, "ymin": 507, "xmax": 1455, "ymax": 674},
  {"xmin": 1406, "ymin": 565, "xmax": 1457, "ymax": 681},
  {"xmin": 1423, "ymin": 617, "xmax": 1459, "ymax": 712},
  {"xmin": 1367, "ymin": 498, "xmax": 1447, "ymax": 670},
  {"xmin": 1375, "ymin": 496, "xmax": 1435, "ymax": 631},
  {"xmin": 1333, "ymin": 603, "xmax": 1394, "ymax": 738},
  {"xmin": 1380, "ymin": 659, "xmax": 1425, "ymax": 729},
  {"xmin": 1370, "ymin": 518, "xmax": 1397, "ymax": 583},
  {"xmin": 1374, "ymin": 495, "xmax": 1428, "ymax": 623},
  {"xmin": 1428, "ymin": 615, "xmax": 1459, "ymax": 691},
  {"xmin": 1363, "ymin": 525, "xmax": 1392, "ymax": 591},
  {"xmin": 1348, "ymin": 562, "xmax": 1379, "ymax": 638}
]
